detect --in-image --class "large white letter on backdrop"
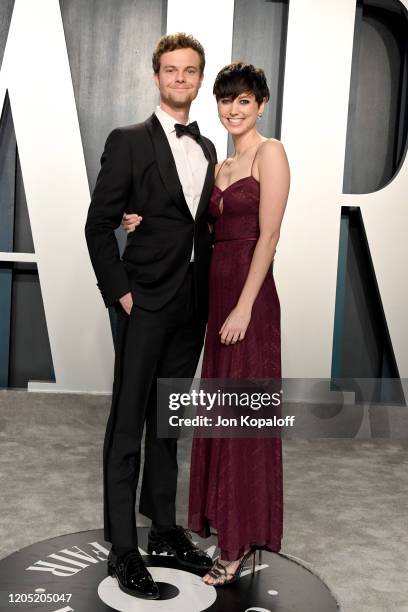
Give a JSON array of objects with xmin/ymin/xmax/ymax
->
[
  {"xmin": 166, "ymin": 0, "xmax": 235, "ymax": 159},
  {"xmin": 279, "ymin": 0, "xmax": 408, "ymax": 380},
  {"xmin": 0, "ymin": 0, "xmax": 113, "ymax": 392}
]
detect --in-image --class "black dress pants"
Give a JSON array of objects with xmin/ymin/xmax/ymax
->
[{"xmin": 103, "ymin": 266, "xmax": 205, "ymax": 547}]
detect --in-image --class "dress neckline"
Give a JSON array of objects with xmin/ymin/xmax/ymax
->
[{"xmin": 213, "ymin": 175, "xmax": 259, "ymax": 194}]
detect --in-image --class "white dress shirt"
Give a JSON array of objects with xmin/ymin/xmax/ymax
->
[{"xmin": 155, "ymin": 106, "xmax": 208, "ymax": 261}]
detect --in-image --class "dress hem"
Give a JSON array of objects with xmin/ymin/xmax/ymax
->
[{"xmin": 189, "ymin": 516, "xmax": 282, "ymax": 561}]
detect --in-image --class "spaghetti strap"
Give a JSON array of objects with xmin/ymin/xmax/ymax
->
[
  {"xmin": 215, "ymin": 159, "xmax": 228, "ymax": 181},
  {"xmin": 250, "ymin": 141, "xmax": 266, "ymax": 178},
  {"xmin": 216, "ymin": 139, "xmax": 268, "ymax": 183}
]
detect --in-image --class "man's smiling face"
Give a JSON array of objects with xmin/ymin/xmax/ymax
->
[{"xmin": 154, "ymin": 47, "xmax": 203, "ymax": 111}]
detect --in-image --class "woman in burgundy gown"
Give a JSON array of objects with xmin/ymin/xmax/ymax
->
[{"xmin": 188, "ymin": 62, "xmax": 290, "ymax": 586}]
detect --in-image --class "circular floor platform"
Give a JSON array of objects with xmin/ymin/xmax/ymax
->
[{"xmin": 0, "ymin": 528, "xmax": 339, "ymax": 611}]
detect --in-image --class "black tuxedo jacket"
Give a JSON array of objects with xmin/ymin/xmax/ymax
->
[{"xmin": 85, "ymin": 114, "xmax": 217, "ymax": 321}]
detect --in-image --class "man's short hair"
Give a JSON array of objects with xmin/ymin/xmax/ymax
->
[{"xmin": 152, "ymin": 33, "xmax": 205, "ymax": 75}]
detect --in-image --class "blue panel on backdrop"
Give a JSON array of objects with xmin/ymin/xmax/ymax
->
[
  {"xmin": 331, "ymin": 211, "xmax": 349, "ymax": 381},
  {"xmin": 331, "ymin": 207, "xmax": 402, "ymax": 404}
]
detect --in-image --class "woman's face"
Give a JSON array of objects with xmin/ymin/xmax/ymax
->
[{"xmin": 217, "ymin": 91, "xmax": 265, "ymax": 136}]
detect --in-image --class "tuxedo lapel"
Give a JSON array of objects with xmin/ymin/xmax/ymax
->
[
  {"xmin": 195, "ymin": 135, "xmax": 216, "ymax": 221},
  {"xmin": 145, "ymin": 114, "xmax": 192, "ymax": 219}
]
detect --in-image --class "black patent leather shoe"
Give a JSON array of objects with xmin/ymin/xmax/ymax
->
[
  {"xmin": 147, "ymin": 525, "xmax": 213, "ymax": 570},
  {"xmin": 107, "ymin": 549, "xmax": 160, "ymax": 599}
]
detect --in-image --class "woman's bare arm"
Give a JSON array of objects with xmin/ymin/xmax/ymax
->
[{"xmin": 219, "ymin": 140, "xmax": 290, "ymax": 344}]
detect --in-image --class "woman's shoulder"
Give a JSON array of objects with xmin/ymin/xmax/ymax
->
[
  {"xmin": 214, "ymin": 159, "xmax": 228, "ymax": 178},
  {"xmin": 252, "ymin": 138, "xmax": 288, "ymax": 182},
  {"xmin": 257, "ymin": 137, "xmax": 285, "ymax": 157},
  {"xmin": 254, "ymin": 138, "xmax": 287, "ymax": 170}
]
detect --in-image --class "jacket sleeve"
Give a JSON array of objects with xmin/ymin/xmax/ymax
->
[
  {"xmin": 210, "ymin": 141, "xmax": 218, "ymax": 164},
  {"xmin": 85, "ymin": 128, "xmax": 132, "ymax": 307},
  {"xmin": 204, "ymin": 137, "xmax": 218, "ymax": 164}
]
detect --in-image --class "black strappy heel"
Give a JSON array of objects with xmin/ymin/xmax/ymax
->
[{"xmin": 204, "ymin": 548, "xmax": 260, "ymax": 587}]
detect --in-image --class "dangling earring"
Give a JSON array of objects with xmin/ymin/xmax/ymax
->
[{"xmin": 257, "ymin": 113, "xmax": 263, "ymax": 120}]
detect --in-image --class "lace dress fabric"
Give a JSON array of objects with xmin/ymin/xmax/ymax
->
[{"xmin": 188, "ymin": 176, "xmax": 283, "ymax": 560}]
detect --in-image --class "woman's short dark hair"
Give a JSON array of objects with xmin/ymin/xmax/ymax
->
[
  {"xmin": 213, "ymin": 62, "xmax": 269, "ymax": 104},
  {"xmin": 152, "ymin": 33, "xmax": 205, "ymax": 75}
]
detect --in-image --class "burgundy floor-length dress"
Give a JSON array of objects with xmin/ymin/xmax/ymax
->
[{"xmin": 188, "ymin": 175, "xmax": 283, "ymax": 561}]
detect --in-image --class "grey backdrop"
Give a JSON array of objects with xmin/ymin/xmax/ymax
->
[{"xmin": 0, "ymin": 0, "xmax": 407, "ymax": 396}]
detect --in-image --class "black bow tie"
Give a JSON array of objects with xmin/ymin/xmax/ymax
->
[{"xmin": 174, "ymin": 121, "xmax": 201, "ymax": 141}]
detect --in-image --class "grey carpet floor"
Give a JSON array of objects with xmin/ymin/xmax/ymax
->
[{"xmin": 0, "ymin": 390, "xmax": 407, "ymax": 612}]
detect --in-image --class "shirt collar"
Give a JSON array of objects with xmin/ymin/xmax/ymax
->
[{"xmin": 155, "ymin": 105, "xmax": 191, "ymax": 135}]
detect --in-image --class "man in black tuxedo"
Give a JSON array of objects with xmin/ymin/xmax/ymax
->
[{"xmin": 85, "ymin": 33, "xmax": 217, "ymax": 599}]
